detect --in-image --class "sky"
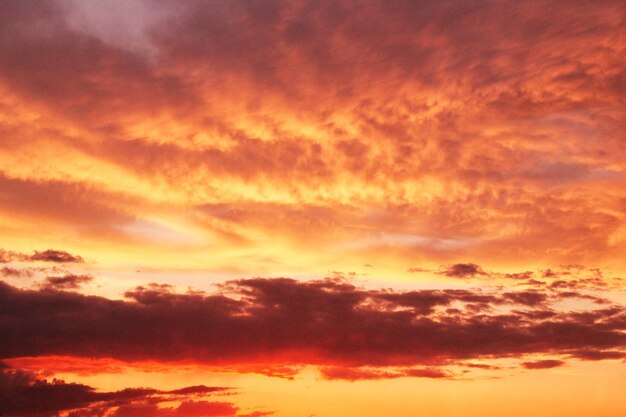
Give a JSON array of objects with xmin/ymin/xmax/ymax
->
[{"xmin": 0, "ymin": 1, "xmax": 625, "ymax": 416}]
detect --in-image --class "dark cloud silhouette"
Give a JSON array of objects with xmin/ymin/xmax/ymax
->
[
  {"xmin": 30, "ymin": 250, "xmax": 83, "ymax": 263},
  {"xmin": 421, "ymin": 263, "xmax": 623, "ymax": 292},
  {"xmin": 320, "ymin": 366, "xmax": 449, "ymax": 381},
  {"xmin": 502, "ymin": 291, "xmax": 547, "ymax": 307},
  {"xmin": 439, "ymin": 263, "xmax": 487, "ymax": 278},
  {"xmin": 0, "ymin": 365, "xmax": 229, "ymax": 417},
  {"xmin": 40, "ymin": 274, "xmax": 93, "ymax": 290},
  {"xmin": 110, "ymin": 400, "xmax": 238, "ymax": 417},
  {"xmin": 521, "ymin": 360, "xmax": 565, "ymax": 370},
  {"xmin": 0, "ymin": 278, "xmax": 624, "ymax": 373},
  {"xmin": 569, "ymin": 350, "xmax": 625, "ymax": 361},
  {"xmin": 0, "ymin": 248, "xmax": 84, "ymax": 264},
  {"xmin": 0, "ymin": 267, "xmax": 33, "ymax": 278}
]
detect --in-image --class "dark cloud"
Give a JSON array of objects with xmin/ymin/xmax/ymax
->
[
  {"xmin": 504, "ymin": 271, "xmax": 534, "ymax": 280},
  {"xmin": 0, "ymin": 267, "xmax": 33, "ymax": 278},
  {"xmin": 0, "ymin": 248, "xmax": 84, "ymax": 264},
  {"xmin": 110, "ymin": 400, "xmax": 238, "ymax": 417},
  {"xmin": 502, "ymin": 291, "xmax": 547, "ymax": 307},
  {"xmin": 568, "ymin": 350, "xmax": 625, "ymax": 361},
  {"xmin": 423, "ymin": 263, "xmax": 622, "ymax": 292},
  {"xmin": 439, "ymin": 263, "xmax": 487, "ymax": 278},
  {"xmin": 31, "ymin": 250, "xmax": 83, "ymax": 264},
  {"xmin": 40, "ymin": 274, "xmax": 93, "ymax": 290},
  {"xmin": 0, "ymin": 365, "xmax": 229, "ymax": 417},
  {"xmin": 319, "ymin": 366, "xmax": 449, "ymax": 381},
  {"xmin": 0, "ymin": 278, "xmax": 624, "ymax": 373},
  {"xmin": 521, "ymin": 360, "xmax": 565, "ymax": 370}
]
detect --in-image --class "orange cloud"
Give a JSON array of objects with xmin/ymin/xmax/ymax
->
[
  {"xmin": 0, "ymin": 0, "xmax": 624, "ymax": 272},
  {"xmin": 1, "ymin": 2, "xmax": 625, "ymax": 415}
]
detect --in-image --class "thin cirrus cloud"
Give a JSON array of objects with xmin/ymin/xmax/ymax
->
[{"xmin": 0, "ymin": 0, "xmax": 624, "ymax": 268}]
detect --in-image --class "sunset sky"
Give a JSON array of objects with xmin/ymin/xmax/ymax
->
[{"xmin": 1, "ymin": 1, "xmax": 625, "ymax": 416}]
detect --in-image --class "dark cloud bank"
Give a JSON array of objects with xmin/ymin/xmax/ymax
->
[{"xmin": 1, "ymin": 277, "xmax": 624, "ymax": 371}]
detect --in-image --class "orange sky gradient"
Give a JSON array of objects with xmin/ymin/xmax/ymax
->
[{"xmin": 0, "ymin": 1, "xmax": 625, "ymax": 416}]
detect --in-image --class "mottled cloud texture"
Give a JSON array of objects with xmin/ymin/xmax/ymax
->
[
  {"xmin": 0, "ymin": 1, "xmax": 625, "ymax": 416},
  {"xmin": 0, "ymin": 0, "xmax": 624, "ymax": 269}
]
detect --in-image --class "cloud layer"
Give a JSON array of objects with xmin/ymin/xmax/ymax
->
[
  {"xmin": 1, "ymin": 277, "xmax": 623, "ymax": 377},
  {"xmin": 1, "ymin": 1, "xmax": 625, "ymax": 414},
  {"xmin": 0, "ymin": 0, "xmax": 624, "ymax": 271}
]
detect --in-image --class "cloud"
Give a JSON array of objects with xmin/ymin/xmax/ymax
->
[
  {"xmin": 111, "ymin": 401, "xmax": 238, "ymax": 417},
  {"xmin": 0, "ymin": 175, "xmax": 138, "ymax": 239},
  {"xmin": 521, "ymin": 360, "xmax": 565, "ymax": 370},
  {"xmin": 0, "ymin": 267, "xmax": 33, "ymax": 278},
  {"xmin": 439, "ymin": 263, "xmax": 487, "ymax": 278},
  {"xmin": 0, "ymin": 248, "xmax": 84, "ymax": 264},
  {"xmin": 501, "ymin": 291, "xmax": 547, "ymax": 307},
  {"xmin": 568, "ymin": 350, "xmax": 625, "ymax": 361},
  {"xmin": 418, "ymin": 263, "xmax": 623, "ymax": 292},
  {"xmin": 30, "ymin": 250, "xmax": 83, "ymax": 263},
  {"xmin": 319, "ymin": 366, "xmax": 450, "ymax": 381},
  {"xmin": 40, "ymin": 274, "xmax": 93, "ymax": 290},
  {"xmin": 0, "ymin": 278, "xmax": 624, "ymax": 375},
  {"xmin": 0, "ymin": 249, "xmax": 28, "ymax": 263},
  {"xmin": 0, "ymin": 364, "xmax": 230, "ymax": 417},
  {"xmin": 0, "ymin": 0, "xmax": 625, "ymax": 266}
]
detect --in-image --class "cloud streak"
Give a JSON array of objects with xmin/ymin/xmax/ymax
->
[{"xmin": 0, "ymin": 365, "xmax": 231, "ymax": 417}]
